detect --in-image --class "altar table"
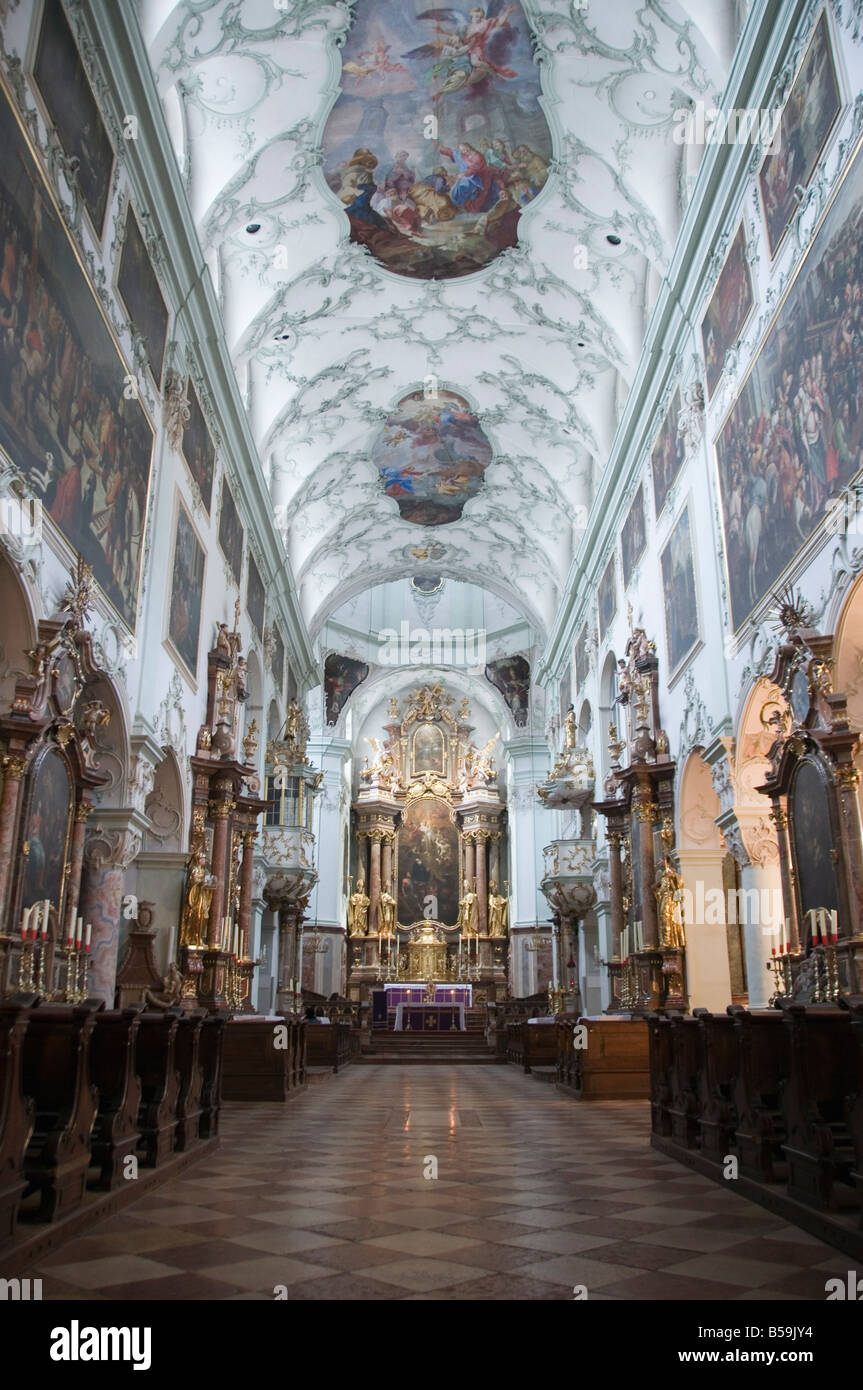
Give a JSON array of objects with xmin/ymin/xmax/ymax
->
[
  {"xmin": 394, "ymin": 1003, "xmax": 466, "ymax": 1032},
  {"xmin": 385, "ymin": 984, "xmax": 472, "ymax": 1006}
]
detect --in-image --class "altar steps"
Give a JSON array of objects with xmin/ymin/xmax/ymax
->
[{"xmin": 356, "ymin": 1029, "xmax": 501, "ymax": 1065}]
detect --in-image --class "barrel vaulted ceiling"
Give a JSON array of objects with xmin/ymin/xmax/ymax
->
[{"xmin": 139, "ymin": 0, "xmax": 739, "ymax": 640}]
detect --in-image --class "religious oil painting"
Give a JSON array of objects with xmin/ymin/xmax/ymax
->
[
  {"xmin": 620, "ymin": 484, "xmax": 647, "ymax": 589},
  {"xmin": 322, "ymin": 0, "xmax": 552, "ymax": 280},
  {"xmin": 412, "ymin": 721, "xmax": 446, "ymax": 777},
  {"xmin": 166, "ymin": 496, "xmax": 205, "ymax": 683},
  {"xmin": 660, "ymin": 503, "xmax": 700, "ymax": 678},
  {"xmin": 485, "ymin": 655, "xmax": 529, "ymax": 727},
  {"xmin": 759, "ymin": 11, "xmax": 841, "ymax": 259},
  {"xmin": 218, "ymin": 477, "xmax": 244, "ymax": 588},
  {"xmin": 574, "ymin": 624, "xmax": 589, "ymax": 692},
  {"xmin": 0, "ymin": 84, "xmax": 152, "ymax": 632},
  {"xmin": 397, "ymin": 795, "xmax": 460, "ymax": 926},
  {"xmin": 325, "ymin": 652, "xmax": 369, "ymax": 725},
  {"xmin": 716, "ymin": 141, "xmax": 863, "ymax": 632},
  {"xmin": 790, "ymin": 759, "xmax": 840, "ymax": 914},
  {"xmin": 701, "ymin": 224, "xmax": 754, "ymax": 399},
  {"xmin": 597, "ymin": 555, "xmax": 617, "ymax": 642},
  {"xmin": 117, "ymin": 203, "xmax": 168, "ymax": 386},
  {"xmin": 246, "ymin": 552, "xmax": 265, "ymax": 640},
  {"xmin": 651, "ymin": 390, "xmax": 685, "ymax": 518},
  {"xmin": 271, "ymin": 624, "xmax": 285, "ymax": 692},
  {"xmin": 181, "ymin": 380, "xmax": 215, "ymax": 515},
  {"xmin": 33, "ymin": 0, "xmax": 115, "ymax": 236},
  {"xmin": 372, "ymin": 390, "xmax": 493, "ymax": 525},
  {"xmin": 20, "ymin": 747, "xmax": 72, "ymax": 917}
]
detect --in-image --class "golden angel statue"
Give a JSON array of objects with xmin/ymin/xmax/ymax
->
[
  {"xmin": 563, "ymin": 704, "xmax": 577, "ymax": 751},
  {"xmin": 655, "ymin": 857, "xmax": 686, "ymax": 949},
  {"xmin": 347, "ymin": 875, "xmax": 370, "ymax": 937},
  {"xmin": 487, "ymin": 880, "xmax": 509, "ymax": 938}
]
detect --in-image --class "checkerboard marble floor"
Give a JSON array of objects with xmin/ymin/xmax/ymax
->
[{"xmin": 25, "ymin": 1067, "xmax": 854, "ymax": 1300}]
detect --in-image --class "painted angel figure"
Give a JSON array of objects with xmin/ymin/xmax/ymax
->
[
  {"xmin": 405, "ymin": 4, "xmax": 518, "ymax": 99},
  {"xmin": 343, "ymin": 39, "xmax": 408, "ymax": 82}
]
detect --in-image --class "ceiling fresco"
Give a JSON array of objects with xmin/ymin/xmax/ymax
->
[
  {"xmin": 141, "ymin": 0, "xmax": 737, "ymax": 638},
  {"xmin": 321, "ymin": 1, "xmax": 552, "ymax": 280},
  {"xmin": 372, "ymin": 389, "xmax": 493, "ymax": 524}
]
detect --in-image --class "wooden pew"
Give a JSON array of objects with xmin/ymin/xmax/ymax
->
[
  {"xmin": 693, "ymin": 1009, "xmax": 739, "ymax": 1163},
  {"xmin": 222, "ymin": 1016, "xmax": 295, "ymax": 1101},
  {"xmin": 839, "ymin": 995, "xmax": 863, "ymax": 1227},
  {"xmin": 780, "ymin": 1004, "xmax": 857, "ymax": 1211},
  {"xmin": 0, "ymin": 1002, "xmax": 35, "ymax": 1243},
  {"xmin": 557, "ymin": 1017, "xmax": 576, "ymax": 1088},
  {"xmin": 517, "ymin": 1020, "xmax": 558, "ymax": 1074},
  {"xmin": 198, "ymin": 1014, "xmax": 227, "ymax": 1139},
  {"xmin": 173, "ymin": 1013, "xmax": 204, "ymax": 1152},
  {"xmin": 569, "ymin": 1017, "xmax": 650, "ymax": 1100},
  {"xmin": 21, "ymin": 1003, "xmax": 100, "ymax": 1220},
  {"xmin": 135, "ymin": 1011, "xmax": 181, "ymax": 1166},
  {"xmin": 88, "ymin": 1006, "xmax": 143, "ymax": 1190},
  {"xmin": 647, "ymin": 1014, "xmax": 674, "ymax": 1137},
  {"xmin": 305, "ymin": 1021, "xmax": 351, "ymax": 1073},
  {"xmin": 729, "ymin": 1006, "xmax": 789, "ymax": 1183},
  {"xmin": 667, "ymin": 1014, "xmax": 702, "ymax": 1150}
]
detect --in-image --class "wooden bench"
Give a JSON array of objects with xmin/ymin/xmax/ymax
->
[
  {"xmin": 88, "ymin": 1006, "xmax": 143, "ymax": 1190},
  {"xmin": 135, "ymin": 1011, "xmax": 181, "ymax": 1166},
  {"xmin": 780, "ymin": 1004, "xmax": 857, "ymax": 1211},
  {"xmin": 667, "ymin": 1015, "xmax": 702, "ymax": 1150},
  {"xmin": 21, "ymin": 1002, "xmax": 100, "ymax": 1220},
  {"xmin": 222, "ymin": 1017, "xmax": 298, "ymax": 1101},
  {"xmin": 647, "ymin": 1014, "xmax": 674, "ymax": 1137},
  {"xmin": 0, "ymin": 1002, "xmax": 34, "ymax": 1243},
  {"xmin": 562, "ymin": 1017, "xmax": 650, "ymax": 1100},
  {"xmin": 729, "ymin": 1007, "xmax": 789, "ymax": 1183},
  {"xmin": 305, "ymin": 1021, "xmax": 351, "ymax": 1073},
  {"xmin": 693, "ymin": 1009, "xmax": 738, "ymax": 1163},
  {"xmin": 198, "ymin": 1014, "xmax": 227, "ymax": 1139},
  {"xmin": 173, "ymin": 1013, "xmax": 205, "ymax": 1152}
]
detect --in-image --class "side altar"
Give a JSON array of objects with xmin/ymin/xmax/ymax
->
[{"xmin": 345, "ymin": 683, "xmax": 510, "ymax": 1004}]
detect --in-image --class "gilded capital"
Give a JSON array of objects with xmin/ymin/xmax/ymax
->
[
  {"xmin": 1, "ymin": 755, "xmax": 26, "ymax": 779},
  {"xmin": 75, "ymin": 801, "xmax": 92, "ymax": 823},
  {"xmin": 209, "ymin": 799, "xmax": 236, "ymax": 820}
]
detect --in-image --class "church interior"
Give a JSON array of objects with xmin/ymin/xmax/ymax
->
[{"xmin": 2, "ymin": 0, "xmax": 863, "ymax": 1325}]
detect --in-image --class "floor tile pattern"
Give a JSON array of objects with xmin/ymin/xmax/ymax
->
[{"xmin": 23, "ymin": 1067, "xmax": 851, "ymax": 1300}]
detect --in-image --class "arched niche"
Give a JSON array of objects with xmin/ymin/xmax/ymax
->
[
  {"xmin": 677, "ymin": 749, "xmax": 739, "ymax": 1010},
  {"xmin": 84, "ymin": 672, "xmax": 130, "ymax": 813},
  {"xmin": 143, "ymin": 750, "xmax": 185, "ymax": 854},
  {"xmin": 244, "ymin": 647, "xmax": 264, "ymax": 774},
  {"xmin": 267, "ymin": 698, "xmax": 282, "ymax": 742},
  {"xmin": 137, "ymin": 748, "xmax": 187, "ymax": 970},
  {"xmin": 0, "ymin": 551, "xmax": 37, "ymax": 712},
  {"xmin": 578, "ymin": 699, "xmax": 592, "ymax": 743}
]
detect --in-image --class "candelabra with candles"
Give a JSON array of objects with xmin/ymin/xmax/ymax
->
[
  {"xmin": 16, "ymin": 900, "xmax": 51, "ymax": 994},
  {"xmin": 62, "ymin": 915, "xmax": 92, "ymax": 1003}
]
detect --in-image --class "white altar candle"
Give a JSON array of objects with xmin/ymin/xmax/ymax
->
[
  {"xmin": 42, "ymin": 900, "xmax": 50, "ymax": 938},
  {"xmin": 76, "ymin": 916, "xmax": 83, "ymax": 948},
  {"xmin": 84, "ymin": 922, "xmax": 91, "ymax": 949}
]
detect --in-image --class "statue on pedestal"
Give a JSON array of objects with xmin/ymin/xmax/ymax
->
[
  {"xmin": 144, "ymin": 962, "xmax": 184, "ymax": 1010},
  {"xmin": 563, "ymin": 703, "xmax": 576, "ymax": 751},
  {"xmin": 180, "ymin": 841, "xmax": 216, "ymax": 948},
  {"xmin": 488, "ymin": 880, "xmax": 509, "ymax": 938},
  {"xmin": 347, "ymin": 875, "xmax": 370, "ymax": 937},
  {"xmin": 378, "ymin": 882, "xmax": 396, "ymax": 936},
  {"xmin": 655, "ymin": 857, "xmax": 686, "ymax": 949},
  {"xmin": 458, "ymin": 879, "xmax": 479, "ymax": 936}
]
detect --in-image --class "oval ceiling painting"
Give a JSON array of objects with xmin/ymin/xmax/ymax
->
[
  {"xmin": 373, "ymin": 390, "xmax": 492, "ymax": 525},
  {"xmin": 323, "ymin": 2, "xmax": 552, "ymax": 280}
]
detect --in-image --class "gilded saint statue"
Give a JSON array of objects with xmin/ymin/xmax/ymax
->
[
  {"xmin": 180, "ymin": 842, "xmax": 217, "ymax": 948},
  {"xmin": 655, "ymin": 857, "xmax": 686, "ymax": 950},
  {"xmin": 563, "ymin": 703, "xmax": 577, "ymax": 752},
  {"xmin": 377, "ymin": 882, "xmax": 396, "ymax": 937},
  {"xmin": 487, "ymin": 880, "xmax": 509, "ymax": 938},
  {"xmin": 347, "ymin": 875, "xmax": 370, "ymax": 937},
  {"xmin": 458, "ymin": 878, "xmax": 479, "ymax": 937}
]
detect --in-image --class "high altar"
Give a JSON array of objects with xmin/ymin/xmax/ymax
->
[{"xmin": 346, "ymin": 683, "xmax": 509, "ymax": 1003}]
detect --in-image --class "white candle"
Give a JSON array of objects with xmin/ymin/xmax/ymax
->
[
  {"xmin": 76, "ymin": 916, "xmax": 83, "ymax": 948},
  {"xmin": 42, "ymin": 900, "xmax": 50, "ymax": 938},
  {"xmin": 84, "ymin": 922, "xmax": 91, "ymax": 949}
]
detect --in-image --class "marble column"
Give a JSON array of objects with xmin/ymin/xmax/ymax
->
[
  {"xmin": 238, "ymin": 830, "xmax": 256, "ymax": 958},
  {"xmin": 0, "ymin": 755, "xmax": 26, "ymax": 924},
  {"xmin": 634, "ymin": 799, "xmax": 659, "ymax": 948},
  {"xmin": 381, "ymin": 831, "xmax": 393, "ymax": 897},
  {"xmin": 207, "ymin": 797, "xmax": 234, "ymax": 947},
  {"xmin": 63, "ymin": 801, "xmax": 92, "ymax": 942},
  {"xmin": 464, "ymin": 833, "xmax": 476, "ymax": 890},
  {"xmin": 475, "ymin": 832, "xmax": 489, "ymax": 933},
  {"xmin": 489, "ymin": 831, "xmax": 501, "ymax": 888},
  {"xmin": 607, "ymin": 830, "xmax": 624, "ymax": 960},
  {"xmin": 80, "ymin": 824, "xmax": 142, "ymax": 1005},
  {"xmin": 368, "ymin": 831, "xmax": 382, "ymax": 932}
]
